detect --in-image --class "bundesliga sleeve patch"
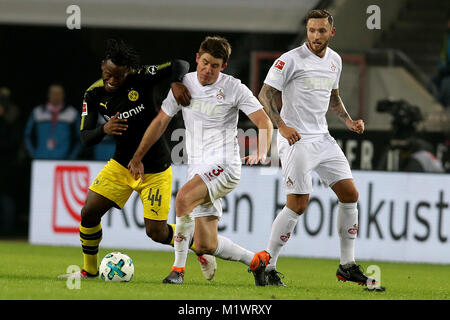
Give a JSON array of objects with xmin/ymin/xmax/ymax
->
[
  {"xmin": 272, "ymin": 59, "xmax": 286, "ymax": 74},
  {"xmin": 82, "ymin": 102, "xmax": 88, "ymax": 116},
  {"xmin": 274, "ymin": 60, "xmax": 285, "ymax": 71}
]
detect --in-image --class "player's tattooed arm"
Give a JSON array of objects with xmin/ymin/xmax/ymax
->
[
  {"xmin": 258, "ymin": 84, "xmax": 285, "ymax": 128},
  {"xmin": 329, "ymin": 89, "xmax": 350, "ymax": 123},
  {"xmin": 329, "ymin": 89, "xmax": 365, "ymax": 134},
  {"xmin": 258, "ymin": 84, "xmax": 301, "ymax": 145}
]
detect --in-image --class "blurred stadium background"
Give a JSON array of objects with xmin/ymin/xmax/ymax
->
[{"xmin": 0, "ymin": 0, "xmax": 450, "ymax": 266}]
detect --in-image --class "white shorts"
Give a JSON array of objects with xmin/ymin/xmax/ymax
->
[
  {"xmin": 187, "ymin": 162, "xmax": 241, "ymax": 219},
  {"xmin": 278, "ymin": 132, "xmax": 353, "ymax": 195}
]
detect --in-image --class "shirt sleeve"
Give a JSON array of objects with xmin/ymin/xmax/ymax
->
[
  {"xmin": 130, "ymin": 60, "xmax": 189, "ymax": 84},
  {"xmin": 235, "ymin": 81, "xmax": 263, "ymax": 116},
  {"xmin": 332, "ymin": 56, "xmax": 342, "ymax": 90},
  {"xmin": 161, "ymin": 89, "xmax": 182, "ymax": 117},
  {"xmin": 80, "ymin": 91, "xmax": 97, "ymax": 131},
  {"xmin": 263, "ymin": 53, "xmax": 295, "ymax": 92},
  {"xmin": 80, "ymin": 90, "xmax": 105, "ymax": 146}
]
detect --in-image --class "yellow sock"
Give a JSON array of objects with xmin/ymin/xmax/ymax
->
[
  {"xmin": 83, "ymin": 254, "xmax": 98, "ymax": 275},
  {"xmin": 169, "ymin": 224, "xmax": 176, "ymax": 246},
  {"xmin": 79, "ymin": 223, "xmax": 102, "ymax": 275}
]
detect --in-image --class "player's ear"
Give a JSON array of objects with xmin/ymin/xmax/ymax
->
[
  {"xmin": 220, "ymin": 62, "xmax": 227, "ymax": 71},
  {"xmin": 196, "ymin": 53, "xmax": 200, "ymax": 64},
  {"xmin": 330, "ymin": 27, "xmax": 336, "ymax": 37},
  {"xmin": 124, "ymin": 66, "xmax": 131, "ymax": 77}
]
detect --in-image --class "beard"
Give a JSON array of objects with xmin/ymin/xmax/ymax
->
[{"xmin": 307, "ymin": 39, "xmax": 330, "ymax": 55}]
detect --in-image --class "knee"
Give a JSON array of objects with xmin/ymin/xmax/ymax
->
[
  {"xmin": 80, "ymin": 206, "xmax": 100, "ymax": 227},
  {"xmin": 145, "ymin": 226, "xmax": 167, "ymax": 244},
  {"xmin": 290, "ymin": 203, "xmax": 308, "ymax": 215},
  {"xmin": 194, "ymin": 241, "xmax": 216, "ymax": 255},
  {"xmin": 287, "ymin": 197, "xmax": 309, "ymax": 215},
  {"xmin": 175, "ymin": 192, "xmax": 191, "ymax": 216},
  {"xmin": 339, "ymin": 190, "xmax": 359, "ymax": 204},
  {"xmin": 194, "ymin": 237, "xmax": 218, "ymax": 255},
  {"xmin": 80, "ymin": 205, "xmax": 89, "ymax": 221}
]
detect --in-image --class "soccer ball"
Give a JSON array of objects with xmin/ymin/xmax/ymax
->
[{"xmin": 99, "ymin": 252, "xmax": 134, "ymax": 282}]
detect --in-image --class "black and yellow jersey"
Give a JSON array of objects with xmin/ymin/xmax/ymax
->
[{"xmin": 80, "ymin": 60, "xmax": 189, "ymax": 173}]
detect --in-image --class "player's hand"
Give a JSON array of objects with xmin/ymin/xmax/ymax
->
[
  {"xmin": 346, "ymin": 119, "xmax": 365, "ymax": 134},
  {"xmin": 103, "ymin": 112, "xmax": 128, "ymax": 136},
  {"xmin": 171, "ymin": 82, "xmax": 191, "ymax": 106},
  {"xmin": 279, "ymin": 124, "xmax": 301, "ymax": 145},
  {"xmin": 128, "ymin": 157, "xmax": 145, "ymax": 182},
  {"xmin": 242, "ymin": 153, "xmax": 269, "ymax": 166}
]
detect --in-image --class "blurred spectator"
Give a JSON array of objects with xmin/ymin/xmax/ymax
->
[
  {"xmin": 0, "ymin": 87, "xmax": 20, "ymax": 232},
  {"xmin": 25, "ymin": 84, "xmax": 81, "ymax": 160},
  {"xmin": 0, "ymin": 87, "xmax": 19, "ymax": 124},
  {"xmin": 434, "ymin": 16, "xmax": 450, "ymax": 108},
  {"xmin": 401, "ymin": 138, "xmax": 445, "ymax": 173}
]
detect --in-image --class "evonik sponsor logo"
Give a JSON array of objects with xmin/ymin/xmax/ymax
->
[{"xmin": 104, "ymin": 104, "xmax": 145, "ymax": 121}]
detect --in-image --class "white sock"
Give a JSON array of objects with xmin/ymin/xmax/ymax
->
[
  {"xmin": 337, "ymin": 202, "xmax": 358, "ymax": 266},
  {"xmin": 266, "ymin": 206, "xmax": 300, "ymax": 271},
  {"xmin": 173, "ymin": 215, "xmax": 195, "ymax": 268},
  {"xmin": 214, "ymin": 235, "xmax": 254, "ymax": 266}
]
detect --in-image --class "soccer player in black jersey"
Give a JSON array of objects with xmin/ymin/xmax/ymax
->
[{"xmin": 59, "ymin": 39, "xmax": 216, "ymax": 280}]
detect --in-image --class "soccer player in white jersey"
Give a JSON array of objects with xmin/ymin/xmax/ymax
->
[
  {"xmin": 128, "ymin": 36, "xmax": 273, "ymax": 285},
  {"xmin": 259, "ymin": 10, "xmax": 378, "ymax": 288}
]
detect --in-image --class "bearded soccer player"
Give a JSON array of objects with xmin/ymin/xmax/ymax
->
[
  {"xmin": 59, "ymin": 39, "xmax": 216, "ymax": 280},
  {"xmin": 128, "ymin": 36, "xmax": 273, "ymax": 286},
  {"xmin": 259, "ymin": 10, "xmax": 382, "ymax": 289}
]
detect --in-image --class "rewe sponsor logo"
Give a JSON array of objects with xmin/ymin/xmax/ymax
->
[
  {"xmin": 304, "ymin": 77, "xmax": 335, "ymax": 90},
  {"xmin": 189, "ymin": 99, "xmax": 223, "ymax": 116}
]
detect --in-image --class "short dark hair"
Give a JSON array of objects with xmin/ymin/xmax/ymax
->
[
  {"xmin": 306, "ymin": 9, "xmax": 334, "ymax": 27},
  {"xmin": 199, "ymin": 36, "xmax": 232, "ymax": 64},
  {"xmin": 104, "ymin": 39, "xmax": 140, "ymax": 68}
]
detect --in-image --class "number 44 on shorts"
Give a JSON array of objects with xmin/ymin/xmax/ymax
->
[{"xmin": 148, "ymin": 188, "xmax": 162, "ymax": 206}]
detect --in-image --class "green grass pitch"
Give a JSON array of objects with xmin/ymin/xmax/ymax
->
[{"xmin": 1, "ymin": 240, "xmax": 449, "ymax": 300}]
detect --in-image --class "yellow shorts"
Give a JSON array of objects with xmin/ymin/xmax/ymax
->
[{"xmin": 89, "ymin": 159, "xmax": 172, "ymax": 221}]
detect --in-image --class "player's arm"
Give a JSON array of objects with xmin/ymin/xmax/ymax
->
[
  {"xmin": 133, "ymin": 60, "xmax": 191, "ymax": 106},
  {"xmin": 79, "ymin": 94, "xmax": 105, "ymax": 147},
  {"xmin": 128, "ymin": 109, "xmax": 173, "ymax": 181},
  {"xmin": 80, "ymin": 93, "xmax": 128, "ymax": 146},
  {"xmin": 168, "ymin": 60, "xmax": 191, "ymax": 106},
  {"xmin": 329, "ymin": 89, "xmax": 364, "ymax": 134},
  {"xmin": 244, "ymin": 109, "xmax": 273, "ymax": 166},
  {"xmin": 258, "ymin": 83, "xmax": 301, "ymax": 145}
]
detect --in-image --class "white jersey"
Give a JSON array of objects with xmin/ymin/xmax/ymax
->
[
  {"xmin": 264, "ymin": 43, "xmax": 342, "ymax": 142},
  {"xmin": 162, "ymin": 71, "xmax": 263, "ymax": 164}
]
